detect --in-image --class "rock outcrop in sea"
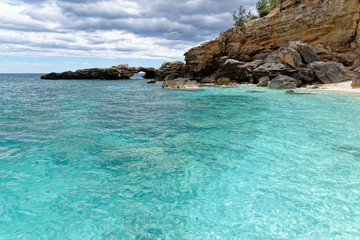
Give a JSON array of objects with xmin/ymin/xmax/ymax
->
[
  {"xmin": 154, "ymin": 61, "xmax": 186, "ymax": 82},
  {"xmin": 41, "ymin": 64, "xmax": 157, "ymax": 80}
]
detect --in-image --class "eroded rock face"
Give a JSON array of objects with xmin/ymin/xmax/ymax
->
[
  {"xmin": 184, "ymin": 0, "xmax": 360, "ymax": 76},
  {"xmin": 155, "ymin": 61, "xmax": 186, "ymax": 81},
  {"xmin": 308, "ymin": 61, "xmax": 355, "ymax": 84},
  {"xmin": 184, "ymin": 39, "xmax": 223, "ymax": 79},
  {"xmin": 162, "ymin": 78, "xmax": 201, "ymax": 89}
]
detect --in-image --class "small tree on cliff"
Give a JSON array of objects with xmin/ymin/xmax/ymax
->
[
  {"xmin": 256, "ymin": 0, "xmax": 268, "ymax": 13},
  {"xmin": 271, "ymin": 0, "xmax": 283, "ymax": 11},
  {"xmin": 233, "ymin": 5, "xmax": 257, "ymax": 27},
  {"xmin": 233, "ymin": 5, "xmax": 247, "ymax": 27}
]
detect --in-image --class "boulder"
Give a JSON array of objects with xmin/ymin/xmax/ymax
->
[
  {"xmin": 308, "ymin": 61, "xmax": 355, "ymax": 84},
  {"xmin": 352, "ymin": 67, "xmax": 360, "ymax": 87},
  {"xmin": 162, "ymin": 78, "xmax": 201, "ymax": 89},
  {"xmin": 147, "ymin": 80, "xmax": 156, "ymax": 84},
  {"xmin": 290, "ymin": 68, "xmax": 315, "ymax": 84},
  {"xmin": 215, "ymin": 59, "xmax": 249, "ymax": 82},
  {"xmin": 263, "ymin": 52, "xmax": 279, "ymax": 64},
  {"xmin": 242, "ymin": 60, "xmax": 264, "ymax": 71},
  {"xmin": 278, "ymin": 44, "xmax": 304, "ymax": 69},
  {"xmin": 155, "ymin": 61, "xmax": 186, "ymax": 81},
  {"xmin": 257, "ymin": 76, "xmax": 270, "ymax": 87},
  {"xmin": 268, "ymin": 75, "xmax": 301, "ymax": 89},
  {"xmin": 278, "ymin": 41, "xmax": 320, "ymax": 69},
  {"xmin": 293, "ymin": 41, "xmax": 320, "ymax": 64},
  {"xmin": 285, "ymin": 90, "xmax": 296, "ymax": 94},
  {"xmin": 253, "ymin": 63, "xmax": 288, "ymax": 80},
  {"xmin": 253, "ymin": 52, "xmax": 270, "ymax": 61}
]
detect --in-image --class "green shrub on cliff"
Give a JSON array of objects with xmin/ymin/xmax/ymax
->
[
  {"xmin": 233, "ymin": 0, "xmax": 282, "ymax": 27},
  {"xmin": 256, "ymin": 0, "xmax": 281, "ymax": 17},
  {"xmin": 259, "ymin": 6, "xmax": 272, "ymax": 17}
]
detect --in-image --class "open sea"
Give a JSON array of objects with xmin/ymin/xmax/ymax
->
[{"xmin": 1, "ymin": 73, "xmax": 360, "ymax": 239}]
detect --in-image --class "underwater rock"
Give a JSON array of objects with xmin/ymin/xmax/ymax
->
[{"xmin": 162, "ymin": 78, "xmax": 201, "ymax": 89}]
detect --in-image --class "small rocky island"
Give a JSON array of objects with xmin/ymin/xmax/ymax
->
[
  {"xmin": 41, "ymin": 0, "xmax": 360, "ymax": 89},
  {"xmin": 41, "ymin": 64, "xmax": 157, "ymax": 80}
]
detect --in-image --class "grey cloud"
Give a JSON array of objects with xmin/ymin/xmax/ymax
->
[
  {"xmin": 30, "ymin": 0, "xmax": 256, "ymax": 38},
  {"xmin": 51, "ymin": 0, "xmax": 256, "ymax": 41},
  {"xmin": 4, "ymin": 0, "xmax": 257, "ymax": 59}
]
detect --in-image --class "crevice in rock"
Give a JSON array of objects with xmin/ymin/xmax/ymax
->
[
  {"xmin": 354, "ymin": 15, "xmax": 359, "ymax": 43},
  {"xmin": 349, "ymin": 13, "xmax": 360, "ymax": 46}
]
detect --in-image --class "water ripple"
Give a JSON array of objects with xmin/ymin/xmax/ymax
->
[{"xmin": 1, "ymin": 76, "xmax": 360, "ymax": 239}]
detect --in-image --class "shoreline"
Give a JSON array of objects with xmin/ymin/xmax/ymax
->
[
  {"xmin": 202, "ymin": 81, "xmax": 360, "ymax": 94},
  {"xmin": 309, "ymin": 81, "xmax": 360, "ymax": 94}
]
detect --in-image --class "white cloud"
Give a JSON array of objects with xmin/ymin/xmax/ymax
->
[
  {"xmin": 0, "ymin": 28, "xmax": 192, "ymax": 59},
  {"xmin": 0, "ymin": 0, "xmax": 257, "ymax": 61},
  {"xmin": 0, "ymin": 2, "xmax": 60, "ymax": 31}
]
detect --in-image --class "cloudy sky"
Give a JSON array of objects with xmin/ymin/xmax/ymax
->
[{"xmin": 0, "ymin": 0, "xmax": 257, "ymax": 73}]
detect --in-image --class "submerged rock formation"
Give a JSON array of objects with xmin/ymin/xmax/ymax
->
[
  {"xmin": 184, "ymin": 0, "xmax": 360, "ymax": 80},
  {"xmin": 41, "ymin": 64, "xmax": 157, "ymax": 80},
  {"xmin": 268, "ymin": 75, "xmax": 301, "ymax": 89},
  {"xmin": 162, "ymin": 78, "xmax": 200, "ymax": 89}
]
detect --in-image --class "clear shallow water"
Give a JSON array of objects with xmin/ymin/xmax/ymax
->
[{"xmin": 1, "ymin": 74, "xmax": 360, "ymax": 239}]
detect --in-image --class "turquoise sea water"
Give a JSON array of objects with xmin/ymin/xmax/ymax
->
[{"xmin": 1, "ymin": 74, "xmax": 360, "ymax": 239}]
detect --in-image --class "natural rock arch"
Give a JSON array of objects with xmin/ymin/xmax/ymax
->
[{"xmin": 41, "ymin": 64, "xmax": 158, "ymax": 80}]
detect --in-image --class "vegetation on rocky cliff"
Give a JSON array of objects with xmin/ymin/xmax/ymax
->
[{"xmin": 232, "ymin": 6, "xmax": 257, "ymax": 27}]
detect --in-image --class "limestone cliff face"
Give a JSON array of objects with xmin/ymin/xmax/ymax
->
[{"xmin": 185, "ymin": 0, "xmax": 360, "ymax": 79}]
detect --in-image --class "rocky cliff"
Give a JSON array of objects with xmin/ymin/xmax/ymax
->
[{"xmin": 184, "ymin": 0, "xmax": 360, "ymax": 79}]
